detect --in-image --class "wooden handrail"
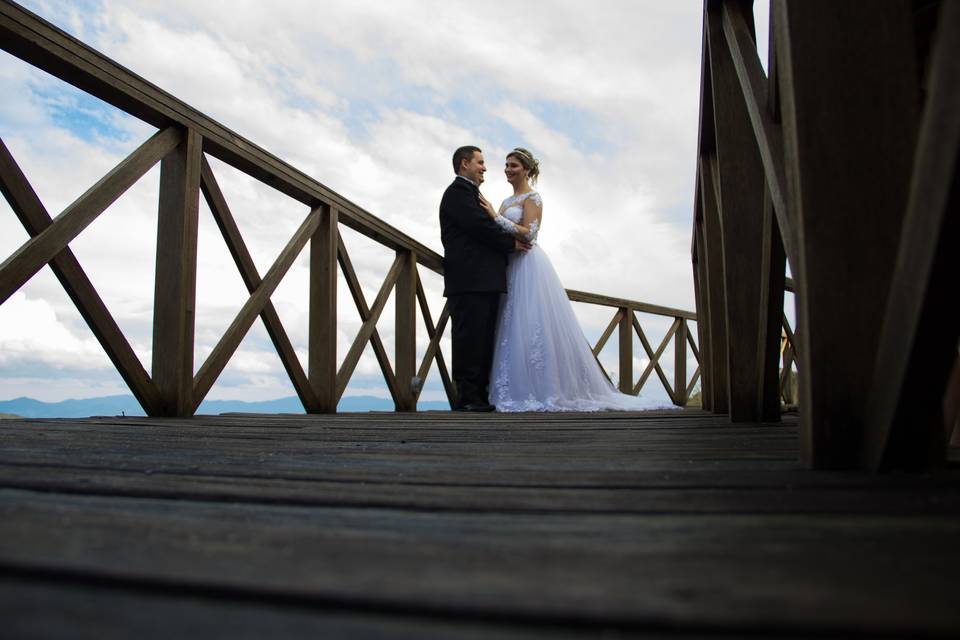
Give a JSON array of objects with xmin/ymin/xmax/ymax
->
[
  {"xmin": 0, "ymin": 1, "xmax": 443, "ymax": 273},
  {"xmin": 0, "ymin": 0, "xmax": 712, "ymax": 414},
  {"xmin": 565, "ymin": 289, "xmax": 697, "ymax": 320}
]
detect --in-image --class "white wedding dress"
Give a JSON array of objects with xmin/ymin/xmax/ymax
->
[{"xmin": 488, "ymin": 191, "xmax": 675, "ymax": 412}]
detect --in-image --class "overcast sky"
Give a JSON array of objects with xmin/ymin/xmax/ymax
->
[{"xmin": 0, "ymin": 1, "xmax": 771, "ymax": 406}]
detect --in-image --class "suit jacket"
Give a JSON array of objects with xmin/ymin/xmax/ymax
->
[{"xmin": 439, "ymin": 177, "xmax": 516, "ymax": 296}]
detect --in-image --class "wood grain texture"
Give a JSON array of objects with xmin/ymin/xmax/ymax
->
[
  {"xmin": 864, "ymin": 0, "xmax": 960, "ymax": 471},
  {"xmin": 775, "ymin": 0, "xmax": 919, "ymax": 468},
  {"xmin": 699, "ymin": 155, "xmax": 729, "ymax": 414},
  {"xmin": 152, "ymin": 127, "xmax": 201, "ymax": 417},
  {"xmin": 192, "ymin": 206, "xmax": 322, "ymax": 411},
  {"xmin": 1, "ymin": 411, "xmax": 958, "ymax": 638},
  {"xmin": 308, "ymin": 204, "xmax": 338, "ymax": 412},
  {"xmin": 200, "ymin": 158, "xmax": 320, "ymax": 412},
  {"xmin": 707, "ymin": 3, "xmax": 766, "ymax": 422}
]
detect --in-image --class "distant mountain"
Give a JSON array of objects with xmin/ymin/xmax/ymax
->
[{"xmin": 0, "ymin": 394, "xmax": 450, "ymax": 418}]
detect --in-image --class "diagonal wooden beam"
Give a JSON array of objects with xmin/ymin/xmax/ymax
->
[
  {"xmin": 192, "ymin": 205, "xmax": 322, "ymax": 411},
  {"xmin": 336, "ymin": 251, "xmax": 404, "ymax": 403},
  {"xmin": 592, "ymin": 308, "xmax": 623, "ymax": 358},
  {"xmin": 199, "ymin": 158, "xmax": 321, "ymax": 411},
  {"xmin": 781, "ymin": 312, "xmax": 798, "ymax": 359},
  {"xmin": 864, "ymin": 0, "xmax": 960, "ymax": 471},
  {"xmin": 337, "ymin": 234, "xmax": 401, "ymax": 405},
  {"xmin": 0, "ymin": 127, "xmax": 180, "ymax": 305},
  {"xmin": 633, "ymin": 316, "xmax": 679, "ymax": 402},
  {"xmin": 0, "ymin": 137, "xmax": 163, "ymax": 415},
  {"xmin": 721, "ymin": 0, "xmax": 796, "ymax": 269},
  {"xmin": 686, "ymin": 326, "xmax": 702, "ymax": 366},
  {"xmin": 415, "ymin": 275, "xmax": 454, "ymax": 403},
  {"xmin": 687, "ymin": 366, "xmax": 702, "ymax": 402}
]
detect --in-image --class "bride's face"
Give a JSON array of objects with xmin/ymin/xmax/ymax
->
[{"xmin": 504, "ymin": 157, "xmax": 527, "ymax": 185}]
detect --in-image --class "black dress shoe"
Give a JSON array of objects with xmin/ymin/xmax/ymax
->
[{"xmin": 457, "ymin": 402, "xmax": 496, "ymax": 412}]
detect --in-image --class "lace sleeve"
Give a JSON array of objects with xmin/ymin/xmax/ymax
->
[
  {"xmin": 526, "ymin": 220, "xmax": 540, "ymax": 241},
  {"xmin": 492, "ymin": 214, "xmax": 518, "ymax": 234}
]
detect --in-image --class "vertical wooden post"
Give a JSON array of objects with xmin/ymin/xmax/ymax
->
[
  {"xmin": 674, "ymin": 319, "xmax": 689, "ymax": 406},
  {"xmin": 618, "ymin": 307, "xmax": 633, "ymax": 394},
  {"xmin": 692, "ymin": 185, "xmax": 712, "ymax": 411},
  {"xmin": 699, "ymin": 155, "xmax": 729, "ymax": 414},
  {"xmin": 864, "ymin": 0, "xmax": 960, "ymax": 470},
  {"xmin": 757, "ymin": 188, "xmax": 786, "ymax": 422},
  {"xmin": 152, "ymin": 128, "xmax": 201, "ymax": 417},
  {"xmin": 776, "ymin": 0, "xmax": 918, "ymax": 468},
  {"xmin": 308, "ymin": 204, "xmax": 338, "ymax": 413},
  {"xmin": 394, "ymin": 250, "xmax": 417, "ymax": 411},
  {"xmin": 707, "ymin": 3, "xmax": 765, "ymax": 422}
]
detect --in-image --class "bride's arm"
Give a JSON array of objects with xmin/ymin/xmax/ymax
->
[
  {"xmin": 520, "ymin": 194, "xmax": 543, "ymax": 239},
  {"xmin": 479, "ymin": 192, "xmax": 530, "ymax": 237}
]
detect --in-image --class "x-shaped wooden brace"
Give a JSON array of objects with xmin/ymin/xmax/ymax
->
[{"xmin": 0, "ymin": 128, "xmax": 181, "ymax": 415}]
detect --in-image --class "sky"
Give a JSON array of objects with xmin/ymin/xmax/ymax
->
[{"xmin": 0, "ymin": 0, "xmax": 773, "ymax": 407}]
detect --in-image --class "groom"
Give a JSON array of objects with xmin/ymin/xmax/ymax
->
[{"xmin": 440, "ymin": 146, "xmax": 529, "ymax": 412}]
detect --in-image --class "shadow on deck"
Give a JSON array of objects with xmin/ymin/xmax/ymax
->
[{"xmin": 1, "ymin": 409, "xmax": 959, "ymax": 638}]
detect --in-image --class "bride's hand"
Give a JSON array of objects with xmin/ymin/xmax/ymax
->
[{"xmin": 477, "ymin": 192, "xmax": 497, "ymax": 218}]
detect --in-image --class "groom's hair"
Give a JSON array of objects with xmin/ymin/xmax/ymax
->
[{"xmin": 452, "ymin": 146, "xmax": 481, "ymax": 175}]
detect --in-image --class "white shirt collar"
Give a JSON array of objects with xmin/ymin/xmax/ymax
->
[{"xmin": 456, "ymin": 174, "xmax": 477, "ymax": 187}]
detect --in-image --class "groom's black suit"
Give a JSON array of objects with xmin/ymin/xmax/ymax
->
[{"xmin": 440, "ymin": 176, "xmax": 516, "ymax": 409}]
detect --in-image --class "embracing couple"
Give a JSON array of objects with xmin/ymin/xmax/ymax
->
[{"xmin": 440, "ymin": 146, "xmax": 664, "ymax": 413}]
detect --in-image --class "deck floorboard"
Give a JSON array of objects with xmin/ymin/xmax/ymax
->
[{"xmin": 2, "ymin": 410, "xmax": 958, "ymax": 638}]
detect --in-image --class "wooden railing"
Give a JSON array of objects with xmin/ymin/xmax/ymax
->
[
  {"xmin": 0, "ymin": 1, "xmax": 702, "ymax": 415},
  {"xmin": 566, "ymin": 290, "xmax": 701, "ymax": 406},
  {"xmin": 692, "ymin": 0, "xmax": 959, "ymax": 470}
]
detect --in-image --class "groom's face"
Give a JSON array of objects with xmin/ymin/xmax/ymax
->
[{"xmin": 461, "ymin": 151, "xmax": 486, "ymax": 185}]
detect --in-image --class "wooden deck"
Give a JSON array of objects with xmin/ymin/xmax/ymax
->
[{"xmin": 1, "ymin": 410, "xmax": 959, "ymax": 638}]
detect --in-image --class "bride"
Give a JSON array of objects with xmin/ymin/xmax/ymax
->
[{"xmin": 478, "ymin": 148, "xmax": 674, "ymax": 412}]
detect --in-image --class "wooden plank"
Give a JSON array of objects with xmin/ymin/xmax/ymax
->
[
  {"xmin": 308, "ymin": 204, "xmax": 338, "ymax": 413},
  {"xmin": 152, "ymin": 128, "xmax": 201, "ymax": 417},
  {"xmin": 336, "ymin": 254, "xmax": 404, "ymax": 402},
  {"xmin": 633, "ymin": 316, "xmax": 678, "ymax": 403},
  {"xmin": 699, "ymin": 155, "xmax": 728, "ymax": 414},
  {"xmin": 720, "ymin": 0, "xmax": 795, "ymax": 270},
  {"xmin": 2, "ymin": 488, "xmax": 959, "ymax": 634},
  {"xmin": 687, "ymin": 326, "xmax": 702, "ymax": 366},
  {"xmin": 200, "ymin": 158, "xmax": 320, "ymax": 412},
  {"xmin": 687, "ymin": 367, "xmax": 702, "ymax": 401},
  {"xmin": 591, "ymin": 308, "xmax": 623, "ymax": 357},
  {"xmin": 0, "ymin": 126, "xmax": 180, "ymax": 305},
  {"xmin": 566, "ymin": 290, "xmax": 696, "ymax": 321},
  {"xmin": 618, "ymin": 307, "xmax": 633, "ymax": 394},
  {"xmin": 336, "ymin": 234, "xmax": 401, "ymax": 405},
  {"xmin": 674, "ymin": 319, "xmax": 688, "ymax": 406},
  {"xmin": 756, "ymin": 188, "xmax": 786, "ymax": 422},
  {"xmin": 192, "ymin": 206, "xmax": 322, "ymax": 411},
  {"xmin": 864, "ymin": 0, "xmax": 960, "ymax": 471},
  {"xmin": 692, "ymin": 201, "xmax": 712, "ymax": 410},
  {"xmin": 394, "ymin": 252, "xmax": 417, "ymax": 412},
  {"xmin": 775, "ymin": 0, "xmax": 919, "ymax": 468},
  {"xmin": 707, "ymin": 3, "xmax": 766, "ymax": 422},
  {"xmin": 0, "ymin": 578, "xmax": 593, "ymax": 640},
  {"xmin": 0, "ymin": 137, "xmax": 163, "ymax": 415},
  {"xmin": 4, "ymin": 459, "xmax": 960, "ymax": 516},
  {"xmin": 415, "ymin": 277, "xmax": 454, "ymax": 404}
]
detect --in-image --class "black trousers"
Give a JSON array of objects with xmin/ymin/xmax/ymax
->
[{"xmin": 447, "ymin": 292, "xmax": 501, "ymax": 408}]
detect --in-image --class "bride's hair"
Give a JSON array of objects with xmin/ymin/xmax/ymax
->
[{"xmin": 507, "ymin": 148, "xmax": 540, "ymax": 184}]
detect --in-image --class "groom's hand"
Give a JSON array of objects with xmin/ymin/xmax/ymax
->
[{"xmin": 514, "ymin": 238, "xmax": 532, "ymax": 253}]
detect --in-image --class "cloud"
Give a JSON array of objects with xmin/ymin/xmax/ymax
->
[{"xmin": 1, "ymin": 0, "xmax": 722, "ymax": 404}]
